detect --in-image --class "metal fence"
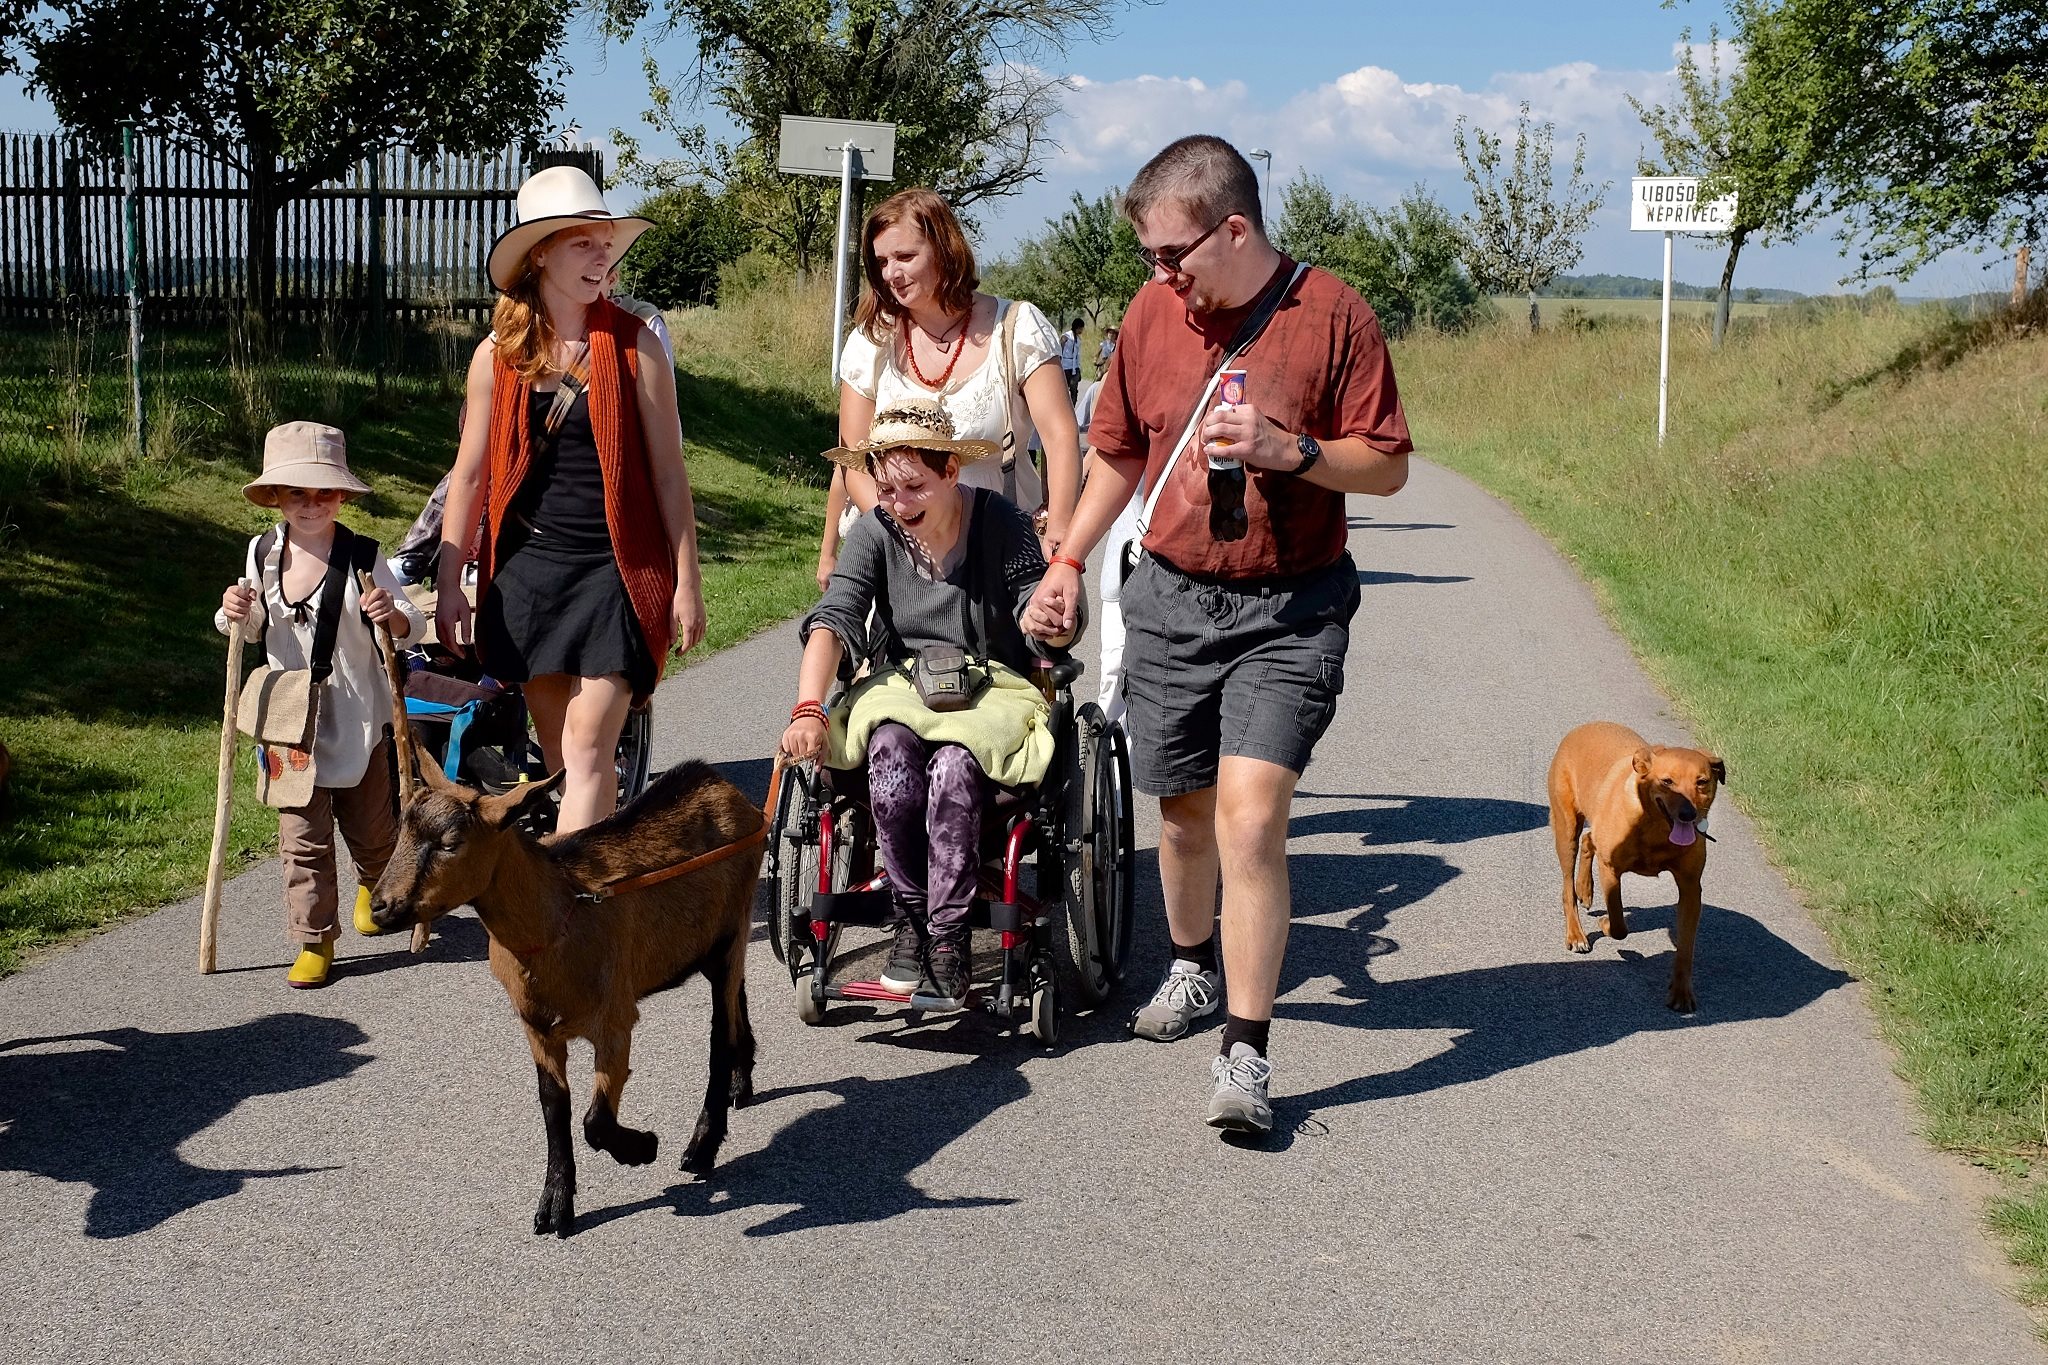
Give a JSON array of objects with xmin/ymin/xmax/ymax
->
[{"xmin": 0, "ymin": 131, "xmax": 604, "ymax": 322}]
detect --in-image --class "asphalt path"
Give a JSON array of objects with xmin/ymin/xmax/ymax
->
[{"xmin": 2, "ymin": 459, "xmax": 2038, "ymax": 1363}]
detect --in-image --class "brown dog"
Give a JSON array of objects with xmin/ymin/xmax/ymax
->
[{"xmin": 1547, "ymin": 721, "xmax": 1726, "ymax": 1012}]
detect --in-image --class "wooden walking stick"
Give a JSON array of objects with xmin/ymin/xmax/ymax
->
[
  {"xmin": 360, "ymin": 569, "xmax": 431, "ymax": 953},
  {"xmin": 200, "ymin": 586, "xmax": 249, "ymax": 973}
]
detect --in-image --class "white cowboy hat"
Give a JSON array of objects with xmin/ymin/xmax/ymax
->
[
  {"xmin": 486, "ymin": 165, "xmax": 653, "ymax": 292},
  {"xmin": 822, "ymin": 400, "xmax": 999, "ymax": 470},
  {"xmin": 243, "ymin": 421, "xmax": 372, "ymax": 506}
]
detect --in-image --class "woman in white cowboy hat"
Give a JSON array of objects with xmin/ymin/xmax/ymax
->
[
  {"xmin": 782, "ymin": 400, "xmax": 1082, "ymax": 1011},
  {"xmin": 434, "ymin": 164, "xmax": 707, "ymax": 834}
]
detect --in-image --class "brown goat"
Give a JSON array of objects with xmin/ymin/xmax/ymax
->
[{"xmin": 368, "ymin": 757, "xmax": 762, "ymax": 1237}]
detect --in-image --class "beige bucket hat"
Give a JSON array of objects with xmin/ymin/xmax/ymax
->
[
  {"xmin": 243, "ymin": 421, "xmax": 371, "ymax": 506},
  {"xmin": 487, "ymin": 165, "xmax": 653, "ymax": 291},
  {"xmin": 823, "ymin": 399, "xmax": 999, "ymax": 470}
]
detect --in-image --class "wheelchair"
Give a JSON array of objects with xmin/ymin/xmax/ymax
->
[{"xmin": 760, "ymin": 659, "xmax": 1136, "ymax": 1044}]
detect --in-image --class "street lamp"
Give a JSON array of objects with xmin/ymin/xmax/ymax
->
[{"xmin": 1247, "ymin": 148, "xmax": 1273, "ymax": 223}]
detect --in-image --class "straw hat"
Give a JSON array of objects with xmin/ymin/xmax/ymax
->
[
  {"xmin": 243, "ymin": 422, "xmax": 371, "ymax": 506},
  {"xmin": 486, "ymin": 165, "xmax": 653, "ymax": 291},
  {"xmin": 822, "ymin": 399, "xmax": 998, "ymax": 470}
]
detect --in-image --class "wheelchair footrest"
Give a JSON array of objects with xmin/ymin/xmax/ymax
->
[
  {"xmin": 832, "ymin": 979, "xmax": 976, "ymax": 1012},
  {"xmin": 810, "ymin": 889, "xmax": 893, "ymax": 924}
]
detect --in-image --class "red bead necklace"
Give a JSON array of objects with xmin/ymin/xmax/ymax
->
[{"xmin": 903, "ymin": 312, "xmax": 970, "ymax": 389}]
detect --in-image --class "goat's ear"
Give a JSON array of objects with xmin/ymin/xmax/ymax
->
[
  {"xmin": 418, "ymin": 756, "xmax": 460, "ymax": 797},
  {"xmin": 477, "ymin": 770, "xmax": 564, "ymax": 830}
]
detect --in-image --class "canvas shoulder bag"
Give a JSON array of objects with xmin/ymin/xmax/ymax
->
[{"xmin": 235, "ymin": 525, "xmax": 378, "ymax": 806}]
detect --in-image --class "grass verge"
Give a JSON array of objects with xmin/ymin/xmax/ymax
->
[
  {"xmin": 1393, "ymin": 299, "xmax": 2048, "ymax": 1300},
  {"xmin": 0, "ymin": 280, "xmax": 835, "ymax": 975}
]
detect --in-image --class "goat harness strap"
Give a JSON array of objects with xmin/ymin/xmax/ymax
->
[
  {"xmin": 492, "ymin": 759, "xmax": 786, "ymax": 962},
  {"xmin": 578, "ymin": 755, "xmax": 786, "ymax": 902}
]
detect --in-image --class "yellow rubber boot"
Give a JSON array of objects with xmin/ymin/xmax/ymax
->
[
  {"xmin": 286, "ymin": 939, "xmax": 334, "ymax": 989},
  {"xmin": 353, "ymin": 885, "xmax": 383, "ymax": 936}
]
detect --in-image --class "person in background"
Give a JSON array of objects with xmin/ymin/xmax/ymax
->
[
  {"xmin": 1095, "ymin": 324, "xmax": 1119, "ymax": 375},
  {"xmin": 1059, "ymin": 317, "xmax": 1084, "ymax": 400}
]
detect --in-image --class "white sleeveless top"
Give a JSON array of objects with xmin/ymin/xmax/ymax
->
[{"xmin": 839, "ymin": 298, "xmax": 1061, "ymax": 510}]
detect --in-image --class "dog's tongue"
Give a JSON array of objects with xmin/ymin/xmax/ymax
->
[{"xmin": 1669, "ymin": 819, "xmax": 1698, "ymax": 847}]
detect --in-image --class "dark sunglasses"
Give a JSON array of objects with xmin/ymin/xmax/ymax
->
[{"xmin": 1134, "ymin": 216, "xmax": 1231, "ymax": 275}]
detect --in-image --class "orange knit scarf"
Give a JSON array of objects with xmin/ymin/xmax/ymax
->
[{"xmin": 480, "ymin": 297, "xmax": 676, "ymax": 697}]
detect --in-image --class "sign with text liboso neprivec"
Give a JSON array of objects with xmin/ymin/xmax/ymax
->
[
  {"xmin": 1629, "ymin": 178, "xmax": 1739, "ymax": 446},
  {"xmin": 1629, "ymin": 177, "xmax": 1739, "ymax": 234}
]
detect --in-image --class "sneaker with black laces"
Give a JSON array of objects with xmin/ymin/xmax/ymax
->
[
  {"xmin": 880, "ymin": 918, "xmax": 924, "ymax": 995},
  {"xmin": 925, "ymin": 937, "xmax": 971, "ymax": 1011},
  {"xmin": 1206, "ymin": 1042, "xmax": 1274, "ymax": 1134},
  {"xmin": 1130, "ymin": 960, "xmax": 1221, "ymax": 1041}
]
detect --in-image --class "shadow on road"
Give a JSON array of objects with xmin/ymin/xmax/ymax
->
[
  {"xmin": 0, "ymin": 1014, "xmax": 372, "ymax": 1237},
  {"xmin": 1292, "ymin": 791, "xmax": 1550, "ymax": 846},
  {"xmin": 1267, "ymin": 896, "xmax": 1851, "ymax": 1148},
  {"xmin": 1357, "ymin": 570, "xmax": 1473, "ymax": 587},
  {"xmin": 1347, "ymin": 515, "xmax": 1455, "ymax": 532}
]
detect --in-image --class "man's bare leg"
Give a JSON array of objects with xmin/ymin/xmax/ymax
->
[{"xmin": 1213, "ymin": 755, "xmax": 1299, "ymax": 1023}]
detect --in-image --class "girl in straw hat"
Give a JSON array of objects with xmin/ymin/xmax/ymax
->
[
  {"xmin": 435, "ymin": 164, "xmax": 706, "ymax": 834},
  {"xmin": 783, "ymin": 400, "xmax": 1082, "ymax": 1010},
  {"xmin": 217, "ymin": 422, "xmax": 426, "ymax": 988}
]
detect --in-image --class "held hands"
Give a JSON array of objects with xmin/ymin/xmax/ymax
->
[
  {"xmin": 1200, "ymin": 400, "xmax": 1289, "ymax": 470},
  {"xmin": 220, "ymin": 580, "xmax": 257, "ymax": 624},
  {"xmin": 1026, "ymin": 562, "xmax": 1082, "ymax": 639},
  {"xmin": 360, "ymin": 584, "xmax": 410, "ymax": 638}
]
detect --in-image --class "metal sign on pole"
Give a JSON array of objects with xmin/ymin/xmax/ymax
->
[
  {"xmin": 1629, "ymin": 176, "xmax": 1738, "ymax": 445},
  {"xmin": 777, "ymin": 116, "xmax": 896, "ymax": 385}
]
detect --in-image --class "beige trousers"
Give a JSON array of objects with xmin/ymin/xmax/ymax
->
[{"xmin": 277, "ymin": 738, "xmax": 398, "ymax": 944}]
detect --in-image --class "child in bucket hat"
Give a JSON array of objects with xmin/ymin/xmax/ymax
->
[{"xmin": 216, "ymin": 422, "xmax": 425, "ymax": 988}]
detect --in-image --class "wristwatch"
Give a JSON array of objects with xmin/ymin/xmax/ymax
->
[{"xmin": 1290, "ymin": 433, "xmax": 1323, "ymax": 476}]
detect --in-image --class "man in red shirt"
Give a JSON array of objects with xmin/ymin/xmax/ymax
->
[{"xmin": 1028, "ymin": 135, "xmax": 1411, "ymax": 1135}]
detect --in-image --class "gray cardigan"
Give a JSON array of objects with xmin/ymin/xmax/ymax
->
[{"xmin": 802, "ymin": 487, "xmax": 1079, "ymax": 679}]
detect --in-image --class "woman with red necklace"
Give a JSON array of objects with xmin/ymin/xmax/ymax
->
[{"xmin": 816, "ymin": 188, "xmax": 1081, "ymax": 589}]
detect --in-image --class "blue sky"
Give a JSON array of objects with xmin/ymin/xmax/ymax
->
[{"xmin": 1, "ymin": 0, "xmax": 2009, "ymax": 295}]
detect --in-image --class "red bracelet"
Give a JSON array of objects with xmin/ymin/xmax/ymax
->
[
  {"xmin": 791, "ymin": 701, "xmax": 827, "ymax": 722},
  {"xmin": 1051, "ymin": 554, "xmax": 1086, "ymax": 575}
]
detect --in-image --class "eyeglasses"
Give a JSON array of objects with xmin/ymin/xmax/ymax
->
[{"xmin": 1134, "ymin": 216, "xmax": 1231, "ymax": 275}]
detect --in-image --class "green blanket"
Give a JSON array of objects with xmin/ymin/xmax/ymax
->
[{"xmin": 827, "ymin": 659, "xmax": 1055, "ymax": 788}]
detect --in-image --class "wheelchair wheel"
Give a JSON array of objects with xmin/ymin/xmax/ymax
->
[
  {"xmin": 1030, "ymin": 974, "xmax": 1060, "ymax": 1045},
  {"xmin": 1057, "ymin": 705, "xmax": 1117, "ymax": 1006},
  {"xmin": 616, "ymin": 706, "xmax": 653, "ymax": 803},
  {"xmin": 1095, "ymin": 718, "xmax": 1137, "ymax": 984},
  {"xmin": 759, "ymin": 762, "xmax": 809, "ymax": 966}
]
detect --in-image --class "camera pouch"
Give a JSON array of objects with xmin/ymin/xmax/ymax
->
[{"xmin": 912, "ymin": 644, "xmax": 984, "ymax": 712}]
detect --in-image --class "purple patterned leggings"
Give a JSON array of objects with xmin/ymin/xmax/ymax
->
[{"xmin": 865, "ymin": 722, "xmax": 991, "ymax": 935}]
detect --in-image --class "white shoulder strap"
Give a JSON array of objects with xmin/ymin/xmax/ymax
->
[{"xmin": 1134, "ymin": 263, "xmax": 1309, "ymax": 538}]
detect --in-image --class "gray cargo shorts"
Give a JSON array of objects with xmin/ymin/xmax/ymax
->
[{"xmin": 1120, "ymin": 550, "xmax": 1362, "ymax": 797}]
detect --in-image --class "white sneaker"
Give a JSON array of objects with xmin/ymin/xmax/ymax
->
[
  {"xmin": 1129, "ymin": 960, "xmax": 1220, "ymax": 1041},
  {"xmin": 1206, "ymin": 1043, "xmax": 1274, "ymax": 1134}
]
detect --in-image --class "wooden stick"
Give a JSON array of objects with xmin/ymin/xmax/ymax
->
[
  {"xmin": 360, "ymin": 568, "xmax": 431, "ymax": 953},
  {"xmin": 200, "ymin": 595, "xmax": 247, "ymax": 973}
]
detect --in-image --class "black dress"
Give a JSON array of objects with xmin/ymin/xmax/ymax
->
[{"xmin": 477, "ymin": 387, "xmax": 658, "ymax": 696}]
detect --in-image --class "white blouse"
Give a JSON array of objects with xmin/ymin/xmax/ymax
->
[
  {"xmin": 839, "ymin": 298, "xmax": 1061, "ymax": 509},
  {"xmin": 214, "ymin": 529, "xmax": 427, "ymax": 790}
]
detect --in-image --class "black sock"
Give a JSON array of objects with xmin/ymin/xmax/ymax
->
[
  {"xmin": 1171, "ymin": 935, "xmax": 1216, "ymax": 974},
  {"xmin": 1220, "ymin": 1014, "xmax": 1270, "ymax": 1058}
]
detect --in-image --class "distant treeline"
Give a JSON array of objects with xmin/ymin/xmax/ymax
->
[{"xmin": 1540, "ymin": 273, "xmax": 1807, "ymax": 303}]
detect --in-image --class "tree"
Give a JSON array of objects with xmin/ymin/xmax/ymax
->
[
  {"xmin": 22, "ymin": 0, "xmax": 574, "ymax": 325},
  {"xmin": 602, "ymin": 0, "xmax": 1122, "ymax": 273},
  {"xmin": 1452, "ymin": 101, "xmax": 1609, "ymax": 332},
  {"xmin": 618, "ymin": 187, "xmax": 747, "ymax": 307},
  {"xmin": 1274, "ymin": 175, "xmax": 1482, "ymax": 337},
  {"xmin": 1044, "ymin": 189, "xmax": 1148, "ymax": 326},
  {"xmin": 1732, "ymin": 0, "xmax": 2046, "ymax": 284},
  {"xmin": 1629, "ymin": 16, "xmax": 1822, "ymax": 347}
]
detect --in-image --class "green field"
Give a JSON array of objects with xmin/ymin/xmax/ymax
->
[
  {"xmin": 0, "ymin": 277, "xmax": 836, "ymax": 974},
  {"xmin": 1497, "ymin": 293, "xmax": 1783, "ymax": 323},
  {"xmin": 1396, "ymin": 293, "xmax": 2048, "ymax": 1300}
]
